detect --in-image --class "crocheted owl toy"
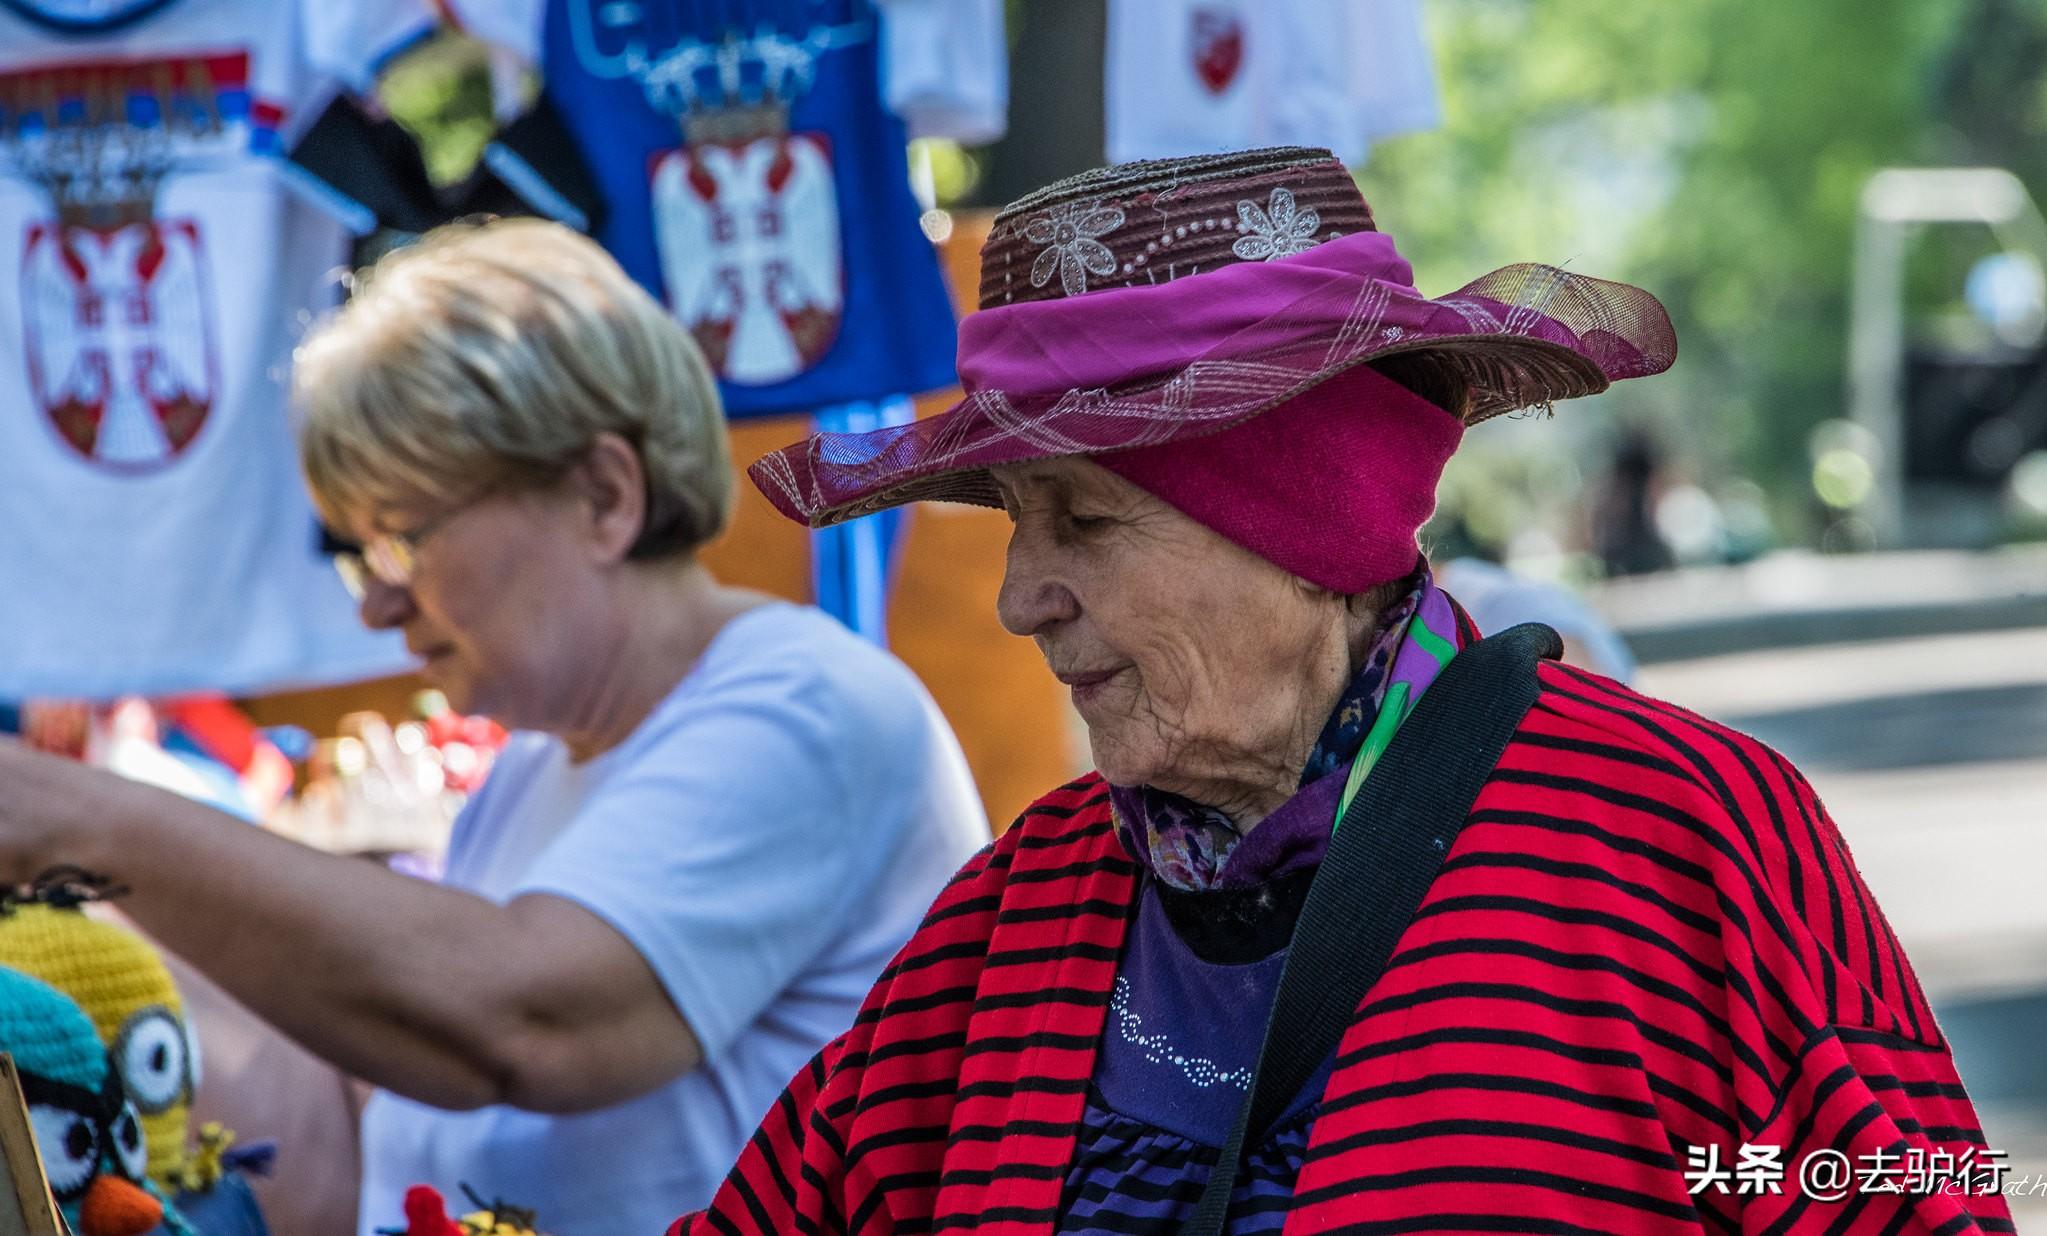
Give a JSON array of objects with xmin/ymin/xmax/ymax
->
[
  {"xmin": 0, "ymin": 878, "xmax": 199, "ymax": 1186},
  {"xmin": 0, "ymin": 967, "xmax": 191, "ymax": 1236}
]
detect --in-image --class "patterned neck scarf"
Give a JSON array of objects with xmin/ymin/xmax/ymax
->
[{"xmin": 1110, "ymin": 563, "xmax": 1464, "ymax": 892}]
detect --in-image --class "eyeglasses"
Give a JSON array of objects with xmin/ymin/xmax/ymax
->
[{"xmin": 330, "ymin": 500, "xmax": 476, "ymax": 601}]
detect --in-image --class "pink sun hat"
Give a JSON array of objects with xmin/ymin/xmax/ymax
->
[{"xmin": 747, "ymin": 147, "xmax": 1677, "ymax": 589}]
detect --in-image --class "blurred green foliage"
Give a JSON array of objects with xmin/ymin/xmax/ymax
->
[{"xmin": 1368, "ymin": 0, "xmax": 2047, "ymax": 543}]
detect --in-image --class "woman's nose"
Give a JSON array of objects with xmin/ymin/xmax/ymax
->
[
  {"xmin": 996, "ymin": 525, "xmax": 1080, "ymax": 638},
  {"xmin": 356, "ymin": 575, "xmax": 417, "ymax": 631}
]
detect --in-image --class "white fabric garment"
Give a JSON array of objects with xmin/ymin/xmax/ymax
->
[
  {"xmin": 0, "ymin": 0, "xmax": 427, "ymax": 698},
  {"xmin": 880, "ymin": 0, "xmax": 1009, "ymax": 143},
  {"xmin": 1105, "ymin": 0, "xmax": 1440, "ymax": 165},
  {"xmin": 456, "ymin": 0, "xmax": 1008, "ymax": 143},
  {"xmin": 358, "ymin": 603, "xmax": 990, "ymax": 1236}
]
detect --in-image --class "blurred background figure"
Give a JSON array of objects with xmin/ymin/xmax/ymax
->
[
  {"xmin": 1591, "ymin": 428, "xmax": 1679, "ymax": 579},
  {"xmin": 1435, "ymin": 556, "xmax": 1637, "ymax": 681}
]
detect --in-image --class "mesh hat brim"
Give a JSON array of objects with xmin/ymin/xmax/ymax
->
[{"xmin": 749, "ymin": 262, "xmax": 1673, "ymax": 528}]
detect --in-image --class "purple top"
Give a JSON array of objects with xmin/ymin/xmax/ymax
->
[
  {"xmin": 1094, "ymin": 771, "xmax": 1345, "ymax": 1138},
  {"xmin": 1059, "ymin": 787, "xmax": 1341, "ymax": 1235}
]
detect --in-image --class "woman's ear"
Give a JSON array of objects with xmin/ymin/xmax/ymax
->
[
  {"xmin": 574, "ymin": 431, "xmax": 649, "ymax": 563},
  {"xmin": 1340, "ymin": 576, "xmax": 1409, "ymax": 659},
  {"xmin": 1343, "ymin": 579, "xmax": 1403, "ymax": 618}
]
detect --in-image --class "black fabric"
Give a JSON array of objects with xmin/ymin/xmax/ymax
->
[
  {"xmin": 288, "ymin": 94, "xmax": 445, "ymax": 235},
  {"xmin": 1185, "ymin": 622, "xmax": 1562, "ymax": 1236},
  {"xmin": 13, "ymin": 1059, "xmax": 126, "ymax": 1126},
  {"xmin": 290, "ymin": 93, "xmax": 606, "ymax": 257},
  {"xmin": 1154, "ymin": 867, "xmax": 1315, "ymax": 965}
]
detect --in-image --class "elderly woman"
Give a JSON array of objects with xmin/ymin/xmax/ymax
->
[
  {"xmin": 0, "ymin": 221, "xmax": 988, "ymax": 1236},
  {"xmin": 675, "ymin": 150, "xmax": 2012, "ymax": 1234}
]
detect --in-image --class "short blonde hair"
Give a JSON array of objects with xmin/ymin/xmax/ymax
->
[{"xmin": 296, "ymin": 218, "xmax": 733, "ymax": 557}]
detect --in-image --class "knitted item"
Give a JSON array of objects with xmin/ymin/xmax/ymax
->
[
  {"xmin": 0, "ymin": 902, "xmax": 196, "ymax": 1186},
  {"xmin": 78, "ymin": 1175, "xmax": 163, "ymax": 1236},
  {"xmin": 0, "ymin": 967, "xmax": 190, "ymax": 1236},
  {"xmin": 0, "ymin": 964, "xmax": 104, "ymax": 1080},
  {"xmin": 386, "ymin": 1184, "xmax": 550, "ymax": 1236},
  {"xmin": 1096, "ymin": 364, "xmax": 1463, "ymax": 591},
  {"xmin": 459, "ymin": 1207, "xmax": 547, "ymax": 1235},
  {"xmin": 171, "ymin": 1119, "xmax": 262, "ymax": 1193},
  {"xmin": 400, "ymin": 1185, "xmax": 467, "ymax": 1236}
]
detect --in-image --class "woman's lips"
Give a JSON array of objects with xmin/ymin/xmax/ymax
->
[{"xmin": 1057, "ymin": 667, "xmax": 1122, "ymax": 706}]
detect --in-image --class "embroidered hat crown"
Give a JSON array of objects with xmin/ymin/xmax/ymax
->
[{"xmin": 978, "ymin": 147, "xmax": 1374, "ymax": 307}]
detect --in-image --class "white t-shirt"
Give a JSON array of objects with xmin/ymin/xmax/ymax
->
[
  {"xmin": 1105, "ymin": 0, "xmax": 1440, "ymax": 165},
  {"xmin": 0, "ymin": 0, "xmax": 426, "ymax": 697},
  {"xmin": 879, "ymin": 0, "xmax": 1010, "ymax": 144},
  {"xmin": 358, "ymin": 603, "xmax": 988, "ymax": 1236}
]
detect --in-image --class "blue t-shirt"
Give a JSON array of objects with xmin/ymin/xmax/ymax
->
[
  {"xmin": 505, "ymin": 0, "xmax": 960, "ymax": 418},
  {"xmin": 358, "ymin": 603, "xmax": 989, "ymax": 1236}
]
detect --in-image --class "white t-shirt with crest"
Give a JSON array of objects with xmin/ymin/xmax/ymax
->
[
  {"xmin": 1106, "ymin": 0, "xmax": 1441, "ymax": 165},
  {"xmin": 0, "ymin": 0, "xmax": 429, "ymax": 696}
]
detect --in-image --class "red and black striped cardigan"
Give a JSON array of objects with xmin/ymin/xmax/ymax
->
[{"xmin": 672, "ymin": 662, "xmax": 2012, "ymax": 1234}]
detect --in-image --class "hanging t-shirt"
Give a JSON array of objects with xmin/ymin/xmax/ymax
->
[
  {"xmin": 1105, "ymin": 0, "xmax": 1441, "ymax": 165},
  {"xmin": 454, "ymin": 0, "xmax": 1004, "ymax": 420},
  {"xmin": 878, "ymin": 0, "xmax": 1009, "ymax": 146},
  {"xmin": 0, "ymin": 0, "xmax": 427, "ymax": 698}
]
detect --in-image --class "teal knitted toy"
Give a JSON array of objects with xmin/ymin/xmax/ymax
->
[{"xmin": 0, "ymin": 967, "xmax": 193, "ymax": 1236}]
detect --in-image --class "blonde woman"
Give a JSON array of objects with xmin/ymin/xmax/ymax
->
[{"xmin": 0, "ymin": 220, "xmax": 989, "ymax": 1236}]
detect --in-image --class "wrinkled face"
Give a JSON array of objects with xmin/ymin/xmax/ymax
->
[
  {"xmin": 344, "ymin": 485, "xmax": 612, "ymax": 730},
  {"xmin": 991, "ymin": 458, "xmax": 1355, "ymax": 810}
]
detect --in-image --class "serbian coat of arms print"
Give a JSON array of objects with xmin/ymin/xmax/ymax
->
[
  {"xmin": 650, "ymin": 128, "xmax": 843, "ymax": 386},
  {"xmin": 570, "ymin": 0, "xmax": 853, "ymax": 388},
  {"xmin": 2, "ymin": 53, "xmax": 243, "ymax": 473},
  {"xmin": 23, "ymin": 218, "xmax": 217, "ymax": 468}
]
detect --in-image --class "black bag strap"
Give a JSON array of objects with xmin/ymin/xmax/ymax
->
[{"xmin": 1184, "ymin": 622, "xmax": 1561, "ymax": 1236}]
